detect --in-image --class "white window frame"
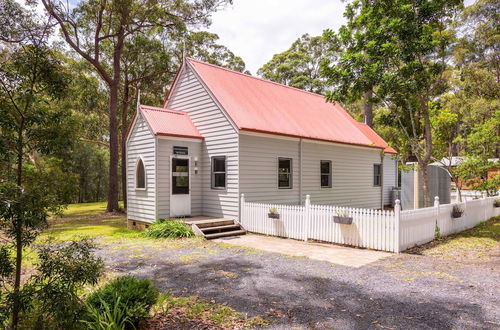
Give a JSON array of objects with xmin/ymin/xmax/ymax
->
[
  {"xmin": 135, "ymin": 157, "xmax": 147, "ymax": 190},
  {"xmin": 320, "ymin": 160, "xmax": 332, "ymax": 188},
  {"xmin": 211, "ymin": 156, "xmax": 226, "ymax": 190},
  {"xmin": 278, "ymin": 157, "xmax": 293, "ymax": 189}
]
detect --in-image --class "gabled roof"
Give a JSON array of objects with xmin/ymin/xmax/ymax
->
[
  {"xmin": 181, "ymin": 58, "xmax": 396, "ymax": 152},
  {"xmin": 139, "ymin": 105, "xmax": 203, "ymax": 139}
]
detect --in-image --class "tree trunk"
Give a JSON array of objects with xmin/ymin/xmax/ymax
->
[
  {"xmin": 363, "ymin": 89, "xmax": 373, "ymax": 127},
  {"xmin": 121, "ymin": 80, "xmax": 130, "ymax": 210},
  {"xmin": 11, "ymin": 120, "xmax": 24, "ymax": 330},
  {"xmin": 421, "ymin": 98, "xmax": 433, "ymax": 208},
  {"xmin": 420, "ymin": 162, "xmax": 431, "ymax": 208},
  {"xmin": 107, "ymin": 82, "xmax": 120, "ymax": 212}
]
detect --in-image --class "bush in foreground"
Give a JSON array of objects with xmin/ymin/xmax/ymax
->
[
  {"xmin": 143, "ymin": 219, "xmax": 194, "ymax": 239},
  {"xmin": 85, "ymin": 276, "xmax": 158, "ymax": 327}
]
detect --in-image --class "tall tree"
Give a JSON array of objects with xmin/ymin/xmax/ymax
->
[
  {"xmin": 42, "ymin": 0, "xmax": 230, "ymax": 212},
  {"xmin": 0, "ymin": 2, "xmax": 75, "ymax": 327},
  {"xmin": 258, "ymin": 33, "xmax": 337, "ymax": 94},
  {"xmin": 322, "ymin": 0, "xmax": 462, "ymax": 207}
]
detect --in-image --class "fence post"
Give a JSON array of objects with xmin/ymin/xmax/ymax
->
[
  {"xmin": 434, "ymin": 196, "xmax": 440, "ymax": 236},
  {"xmin": 304, "ymin": 195, "xmax": 311, "ymax": 242},
  {"xmin": 394, "ymin": 199, "xmax": 401, "ymax": 253},
  {"xmin": 240, "ymin": 194, "xmax": 245, "ymax": 225}
]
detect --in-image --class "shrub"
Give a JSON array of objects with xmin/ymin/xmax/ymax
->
[
  {"xmin": 143, "ymin": 220, "xmax": 194, "ymax": 239},
  {"xmin": 86, "ymin": 276, "xmax": 158, "ymax": 327},
  {"xmin": 82, "ymin": 296, "xmax": 132, "ymax": 330},
  {"xmin": 17, "ymin": 239, "xmax": 103, "ymax": 329}
]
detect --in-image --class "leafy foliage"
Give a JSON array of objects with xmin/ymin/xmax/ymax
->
[
  {"xmin": 143, "ymin": 219, "xmax": 195, "ymax": 239},
  {"xmin": 0, "ymin": 239, "xmax": 103, "ymax": 329},
  {"xmin": 86, "ymin": 275, "xmax": 159, "ymax": 327},
  {"xmin": 258, "ymin": 34, "xmax": 337, "ymax": 93},
  {"xmin": 83, "ymin": 296, "xmax": 133, "ymax": 330}
]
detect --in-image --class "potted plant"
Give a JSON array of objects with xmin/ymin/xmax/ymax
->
[
  {"xmin": 494, "ymin": 198, "xmax": 500, "ymax": 208},
  {"xmin": 268, "ymin": 207, "xmax": 280, "ymax": 219},
  {"xmin": 451, "ymin": 204, "xmax": 464, "ymax": 218},
  {"xmin": 333, "ymin": 209, "xmax": 353, "ymax": 224}
]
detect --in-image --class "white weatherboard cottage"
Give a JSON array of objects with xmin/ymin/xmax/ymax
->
[{"xmin": 126, "ymin": 58, "xmax": 398, "ymax": 230}]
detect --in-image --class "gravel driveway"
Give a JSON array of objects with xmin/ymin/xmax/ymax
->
[{"xmin": 98, "ymin": 238, "xmax": 500, "ymax": 329}]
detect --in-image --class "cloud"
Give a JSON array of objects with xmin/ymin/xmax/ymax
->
[
  {"xmin": 208, "ymin": 0, "xmax": 347, "ymax": 74},
  {"xmin": 208, "ymin": 0, "xmax": 478, "ymax": 75}
]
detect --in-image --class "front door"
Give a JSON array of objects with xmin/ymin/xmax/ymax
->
[{"xmin": 170, "ymin": 157, "xmax": 191, "ymax": 217}]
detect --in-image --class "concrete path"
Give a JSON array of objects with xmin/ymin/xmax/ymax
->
[{"xmin": 214, "ymin": 233, "xmax": 391, "ymax": 267}]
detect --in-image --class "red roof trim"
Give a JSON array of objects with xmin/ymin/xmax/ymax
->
[
  {"xmin": 156, "ymin": 132, "xmax": 204, "ymax": 140},
  {"xmin": 240, "ymin": 128, "xmax": 384, "ymax": 150}
]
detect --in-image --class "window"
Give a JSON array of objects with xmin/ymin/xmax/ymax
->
[
  {"xmin": 278, "ymin": 158, "xmax": 292, "ymax": 189},
  {"xmin": 211, "ymin": 156, "xmax": 226, "ymax": 189},
  {"xmin": 320, "ymin": 160, "xmax": 332, "ymax": 188},
  {"xmin": 373, "ymin": 164, "xmax": 382, "ymax": 186},
  {"xmin": 172, "ymin": 158, "xmax": 189, "ymax": 194},
  {"xmin": 136, "ymin": 158, "xmax": 146, "ymax": 189}
]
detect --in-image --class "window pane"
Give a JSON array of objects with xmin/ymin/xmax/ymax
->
[
  {"xmin": 373, "ymin": 164, "xmax": 381, "ymax": 186},
  {"xmin": 173, "ymin": 158, "xmax": 188, "ymax": 172},
  {"xmin": 214, "ymin": 173, "xmax": 226, "ymax": 188},
  {"xmin": 136, "ymin": 159, "xmax": 145, "ymax": 188},
  {"xmin": 321, "ymin": 174, "xmax": 330, "ymax": 187},
  {"xmin": 172, "ymin": 158, "xmax": 189, "ymax": 194},
  {"xmin": 213, "ymin": 157, "xmax": 225, "ymax": 172},
  {"xmin": 279, "ymin": 159, "xmax": 291, "ymax": 172},
  {"xmin": 278, "ymin": 174, "xmax": 290, "ymax": 187},
  {"xmin": 321, "ymin": 161, "xmax": 330, "ymax": 174}
]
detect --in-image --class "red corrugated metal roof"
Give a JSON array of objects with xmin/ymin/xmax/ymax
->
[
  {"xmin": 356, "ymin": 123, "xmax": 398, "ymax": 154},
  {"xmin": 140, "ymin": 105, "xmax": 203, "ymax": 139},
  {"xmin": 184, "ymin": 58, "xmax": 396, "ymax": 152}
]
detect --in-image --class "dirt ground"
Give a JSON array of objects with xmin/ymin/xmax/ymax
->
[{"xmin": 97, "ymin": 233, "xmax": 500, "ymax": 329}]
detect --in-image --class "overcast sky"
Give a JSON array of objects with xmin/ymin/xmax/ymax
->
[{"xmin": 208, "ymin": 0, "xmax": 477, "ymax": 74}]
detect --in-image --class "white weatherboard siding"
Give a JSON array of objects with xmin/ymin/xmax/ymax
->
[
  {"xmin": 239, "ymin": 134, "xmax": 300, "ymax": 204},
  {"xmin": 166, "ymin": 65, "xmax": 239, "ymax": 219},
  {"xmin": 240, "ymin": 134, "xmax": 383, "ymax": 209},
  {"xmin": 156, "ymin": 138, "xmax": 203, "ymax": 218},
  {"xmin": 127, "ymin": 114, "xmax": 156, "ymax": 223},
  {"xmin": 383, "ymin": 154, "xmax": 398, "ymax": 206},
  {"xmin": 302, "ymin": 141, "xmax": 382, "ymax": 209}
]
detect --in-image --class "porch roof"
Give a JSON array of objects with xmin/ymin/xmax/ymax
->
[{"xmin": 139, "ymin": 105, "xmax": 203, "ymax": 140}]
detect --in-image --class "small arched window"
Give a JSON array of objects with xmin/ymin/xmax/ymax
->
[{"xmin": 136, "ymin": 158, "xmax": 146, "ymax": 189}]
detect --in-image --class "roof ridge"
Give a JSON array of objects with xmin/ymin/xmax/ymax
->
[
  {"xmin": 185, "ymin": 57, "xmax": 329, "ymax": 100},
  {"xmin": 140, "ymin": 105, "xmax": 187, "ymax": 116}
]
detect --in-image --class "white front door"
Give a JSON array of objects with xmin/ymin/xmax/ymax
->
[{"xmin": 170, "ymin": 157, "xmax": 191, "ymax": 217}]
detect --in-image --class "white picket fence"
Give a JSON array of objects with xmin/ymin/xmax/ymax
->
[
  {"xmin": 239, "ymin": 194, "xmax": 500, "ymax": 253},
  {"xmin": 399, "ymin": 196, "xmax": 500, "ymax": 250}
]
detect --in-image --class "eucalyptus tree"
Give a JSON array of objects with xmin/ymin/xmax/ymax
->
[
  {"xmin": 42, "ymin": 0, "xmax": 231, "ymax": 212},
  {"xmin": 258, "ymin": 33, "xmax": 336, "ymax": 94},
  {"xmin": 322, "ymin": 0, "xmax": 463, "ymax": 207}
]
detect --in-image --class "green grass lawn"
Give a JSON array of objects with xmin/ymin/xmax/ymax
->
[
  {"xmin": 410, "ymin": 216, "xmax": 499, "ymax": 258},
  {"xmin": 43, "ymin": 201, "xmax": 140, "ymax": 242},
  {"xmin": 43, "ymin": 202, "xmax": 203, "ymax": 248}
]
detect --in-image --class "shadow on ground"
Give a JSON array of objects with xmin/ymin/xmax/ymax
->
[{"xmin": 100, "ymin": 243, "xmax": 498, "ymax": 329}]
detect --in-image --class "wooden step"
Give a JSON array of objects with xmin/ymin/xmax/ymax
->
[
  {"xmin": 189, "ymin": 219, "xmax": 235, "ymax": 228},
  {"xmin": 201, "ymin": 224, "xmax": 241, "ymax": 233},
  {"xmin": 204, "ymin": 229, "xmax": 246, "ymax": 240}
]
